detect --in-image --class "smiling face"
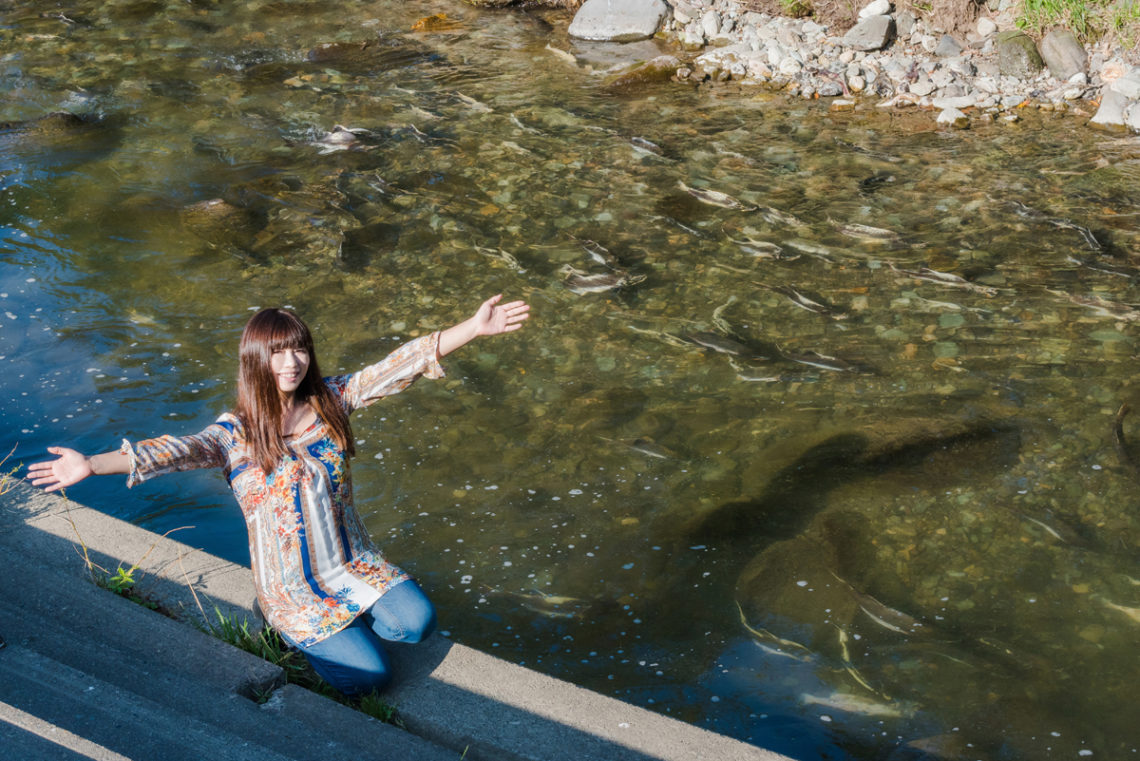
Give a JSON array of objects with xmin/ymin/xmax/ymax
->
[
  {"xmin": 270, "ymin": 346, "xmax": 310, "ymax": 396},
  {"xmin": 239, "ymin": 307, "xmax": 321, "ymax": 408}
]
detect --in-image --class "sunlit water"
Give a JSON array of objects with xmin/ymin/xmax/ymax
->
[{"xmin": 3, "ymin": 1, "xmax": 1140, "ymax": 758}]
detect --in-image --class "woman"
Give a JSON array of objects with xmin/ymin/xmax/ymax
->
[{"xmin": 28, "ymin": 294, "xmax": 530, "ymax": 696}]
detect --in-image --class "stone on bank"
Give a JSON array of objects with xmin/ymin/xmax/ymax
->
[
  {"xmin": 568, "ymin": 0, "xmax": 669, "ymax": 42},
  {"xmin": 1039, "ymin": 29, "xmax": 1088, "ymax": 81}
]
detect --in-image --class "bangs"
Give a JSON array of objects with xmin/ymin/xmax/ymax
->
[
  {"xmin": 242, "ymin": 308, "xmax": 313, "ymax": 355},
  {"xmin": 267, "ymin": 324, "xmax": 308, "ymax": 353}
]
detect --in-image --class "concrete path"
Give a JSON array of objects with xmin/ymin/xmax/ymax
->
[{"xmin": 0, "ymin": 481, "xmax": 785, "ymax": 761}]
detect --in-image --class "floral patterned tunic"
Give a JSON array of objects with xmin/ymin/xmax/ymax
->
[{"xmin": 120, "ymin": 333, "xmax": 444, "ymax": 647}]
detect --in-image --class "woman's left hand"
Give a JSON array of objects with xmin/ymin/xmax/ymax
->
[{"xmin": 473, "ymin": 294, "xmax": 530, "ymax": 337}]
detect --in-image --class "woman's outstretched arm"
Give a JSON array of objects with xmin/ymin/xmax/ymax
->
[
  {"xmin": 438, "ymin": 294, "xmax": 530, "ymax": 359},
  {"xmin": 26, "ymin": 447, "xmax": 128, "ymax": 493}
]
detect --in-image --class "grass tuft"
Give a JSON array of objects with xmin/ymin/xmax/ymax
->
[
  {"xmin": 207, "ymin": 606, "xmax": 403, "ymax": 726},
  {"xmin": 0, "ymin": 444, "xmax": 19, "ymax": 496},
  {"xmin": 1016, "ymin": 0, "xmax": 1140, "ymax": 49}
]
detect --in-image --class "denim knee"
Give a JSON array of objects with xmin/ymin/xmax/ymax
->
[
  {"xmin": 297, "ymin": 619, "xmax": 393, "ymax": 696},
  {"xmin": 368, "ymin": 580, "xmax": 436, "ymax": 644}
]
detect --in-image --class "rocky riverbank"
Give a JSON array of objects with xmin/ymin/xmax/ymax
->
[{"xmin": 561, "ymin": 0, "xmax": 1140, "ymax": 132}]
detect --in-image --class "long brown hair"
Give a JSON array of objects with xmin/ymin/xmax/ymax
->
[{"xmin": 236, "ymin": 308, "xmax": 355, "ymax": 474}]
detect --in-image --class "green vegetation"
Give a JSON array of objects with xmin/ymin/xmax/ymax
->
[
  {"xmin": 0, "ymin": 445, "xmax": 19, "ymax": 497},
  {"xmin": 780, "ymin": 0, "xmax": 814, "ymax": 18},
  {"xmin": 64, "ymin": 499, "xmax": 165, "ymax": 611},
  {"xmin": 205, "ymin": 607, "xmax": 402, "ymax": 725},
  {"xmin": 1016, "ymin": 0, "xmax": 1140, "ymax": 47},
  {"xmin": 64, "ymin": 502, "xmax": 403, "ymax": 725}
]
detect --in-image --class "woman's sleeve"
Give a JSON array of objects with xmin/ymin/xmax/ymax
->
[
  {"xmin": 333, "ymin": 332, "xmax": 445, "ymax": 413},
  {"xmin": 120, "ymin": 421, "xmax": 232, "ymax": 489}
]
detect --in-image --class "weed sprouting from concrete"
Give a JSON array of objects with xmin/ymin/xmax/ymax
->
[
  {"xmin": 0, "ymin": 444, "xmax": 19, "ymax": 496},
  {"xmin": 63, "ymin": 497, "xmax": 184, "ymax": 612},
  {"xmin": 206, "ymin": 606, "xmax": 403, "ymax": 727}
]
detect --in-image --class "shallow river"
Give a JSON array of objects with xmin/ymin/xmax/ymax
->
[{"xmin": 3, "ymin": 1, "xmax": 1140, "ymax": 759}]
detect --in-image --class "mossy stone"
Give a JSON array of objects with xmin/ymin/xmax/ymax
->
[{"xmin": 995, "ymin": 30, "xmax": 1044, "ymax": 79}]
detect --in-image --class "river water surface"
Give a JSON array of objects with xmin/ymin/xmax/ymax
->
[{"xmin": 3, "ymin": 1, "xmax": 1140, "ymax": 759}]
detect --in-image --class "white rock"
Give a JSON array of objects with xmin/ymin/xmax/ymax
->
[
  {"xmin": 839, "ymin": 49, "xmax": 856, "ymax": 64},
  {"xmin": 937, "ymin": 107, "xmax": 969, "ymax": 127},
  {"xmin": 910, "ymin": 76, "xmax": 935, "ymax": 96},
  {"xmin": 976, "ymin": 17, "xmax": 997, "ymax": 37},
  {"xmin": 701, "ymin": 10, "xmax": 721, "ymax": 39},
  {"xmin": 1110, "ymin": 70, "xmax": 1140, "ymax": 99},
  {"xmin": 683, "ymin": 28, "xmax": 705, "ymax": 47},
  {"xmin": 1067, "ymin": 71, "xmax": 1088, "ymax": 85},
  {"xmin": 766, "ymin": 42, "xmax": 785, "ymax": 68},
  {"xmin": 747, "ymin": 57, "xmax": 774, "ymax": 79},
  {"xmin": 859, "ymin": 0, "xmax": 891, "ymax": 19},
  {"xmin": 779, "ymin": 57, "xmax": 803, "ymax": 76},
  {"xmin": 974, "ymin": 76, "xmax": 1000, "ymax": 94},
  {"xmin": 932, "ymin": 95, "xmax": 976, "ymax": 109},
  {"xmin": 848, "ymin": 74, "xmax": 866, "ymax": 92},
  {"xmin": 569, "ymin": 0, "xmax": 669, "ymax": 42},
  {"xmin": 1091, "ymin": 87, "xmax": 1131, "ymax": 128},
  {"xmin": 1125, "ymin": 102, "xmax": 1140, "ymax": 132},
  {"xmin": 1101, "ymin": 60, "xmax": 1127, "ymax": 82}
]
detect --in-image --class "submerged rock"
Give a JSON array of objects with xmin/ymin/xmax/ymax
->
[
  {"xmin": 568, "ymin": 0, "xmax": 668, "ymax": 42},
  {"xmin": 604, "ymin": 55, "xmax": 683, "ymax": 90},
  {"xmin": 179, "ymin": 199, "xmax": 259, "ymax": 250}
]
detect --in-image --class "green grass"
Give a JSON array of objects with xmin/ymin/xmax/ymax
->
[
  {"xmin": 206, "ymin": 607, "xmax": 403, "ymax": 726},
  {"xmin": 0, "ymin": 445, "xmax": 19, "ymax": 497},
  {"xmin": 1017, "ymin": 0, "xmax": 1140, "ymax": 47}
]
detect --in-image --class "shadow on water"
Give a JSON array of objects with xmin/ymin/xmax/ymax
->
[{"xmin": 0, "ymin": 112, "xmax": 122, "ymax": 178}]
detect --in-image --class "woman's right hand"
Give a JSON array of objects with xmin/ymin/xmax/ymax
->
[{"xmin": 27, "ymin": 447, "xmax": 94, "ymax": 492}]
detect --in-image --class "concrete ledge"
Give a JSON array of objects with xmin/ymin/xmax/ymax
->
[{"xmin": 1, "ymin": 481, "xmax": 783, "ymax": 761}]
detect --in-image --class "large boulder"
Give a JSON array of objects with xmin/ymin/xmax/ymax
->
[
  {"xmin": 1111, "ymin": 67, "xmax": 1140, "ymax": 99},
  {"xmin": 568, "ymin": 0, "xmax": 668, "ymax": 42},
  {"xmin": 1089, "ymin": 87, "xmax": 1131, "ymax": 131},
  {"xmin": 842, "ymin": 14, "xmax": 895, "ymax": 52},
  {"xmin": 1092, "ymin": 69, "xmax": 1140, "ymax": 132},
  {"xmin": 996, "ymin": 30, "xmax": 1044, "ymax": 79},
  {"xmin": 1039, "ymin": 28, "xmax": 1087, "ymax": 81}
]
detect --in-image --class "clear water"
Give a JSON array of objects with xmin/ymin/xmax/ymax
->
[{"xmin": 3, "ymin": 2, "xmax": 1140, "ymax": 759}]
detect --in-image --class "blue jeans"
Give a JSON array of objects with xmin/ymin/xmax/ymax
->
[{"xmin": 294, "ymin": 580, "xmax": 435, "ymax": 696}]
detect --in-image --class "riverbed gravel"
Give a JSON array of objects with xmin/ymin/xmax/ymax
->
[{"xmin": 568, "ymin": 0, "xmax": 1140, "ymax": 131}]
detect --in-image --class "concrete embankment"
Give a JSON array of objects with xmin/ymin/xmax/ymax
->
[{"xmin": 0, "ymin": 480, "xmax": 782, "ymax": 761}]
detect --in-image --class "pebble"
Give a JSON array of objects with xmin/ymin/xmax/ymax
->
[{"xmin": 654, "ymin": 0, "xmax": 1140, "ymax": 132}]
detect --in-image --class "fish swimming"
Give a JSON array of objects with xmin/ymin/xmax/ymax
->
[
  {"xmin": 560, "ymin": 265, "xmax": 645, "ymax": 294},
  {"xmin": 890, "ymin": 264, "xmax": 999, "ymax": 297},
  {"xmin": 1046, "ymin": 289, "xmax": 1140, "ymax": 321},
  {"xmin": 830, "ymin": 572, "xmax": 926, "ymax": 636},
  {"xmin": 678, "ymin": 181, "xmax": 754, "ymax": 211},
  {"xmin": 474, "ymin": 246, "xmax": 525, "ymax": 272},
  {"xmin": 453, "ymin": 91, "xmax": 492, "ymax": 113},
  {"xmin": 782, "ymin": 350, "xmax": 868, "ymax": 373},
  {"xmin": 683, "ymin": 330, "xmax": 760, "ymax": 358},
  {"xmin": 832, "ymin": 220, "xmax": 900, "ymax": 242},
  {"xmin": 736, "ymin": 601, "xmax": 815, "ymax": 662},
  {"xmin": 310, "ymin": 125, "xmax": 374, "ymax": 154},
  {"xmin": 758, "ymin": 282, "xmax": 847, "ymax": 318},
  {"xmin": 630, "ymin": 136, "xmax": 664, "ymax": 156}
]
